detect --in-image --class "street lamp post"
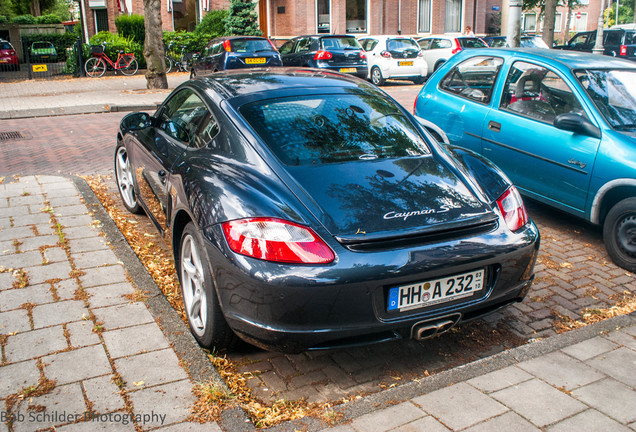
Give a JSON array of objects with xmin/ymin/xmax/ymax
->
[
  {"xmin": 507, "ymin": 0, "xmax": 522, "ymax": 47},
  {"xmin": 593, "ymin": 0, "xmax": 606, "ymax": 54}
]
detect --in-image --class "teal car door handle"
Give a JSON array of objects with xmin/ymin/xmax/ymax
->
[{"xmin": 488, "ymin": 121, "xmax": 501, "ymax": 132}]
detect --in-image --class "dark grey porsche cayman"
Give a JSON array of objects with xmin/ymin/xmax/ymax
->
[{"xmin": 115, "ymin": 69, "xmax": 540, "ymax": 353}]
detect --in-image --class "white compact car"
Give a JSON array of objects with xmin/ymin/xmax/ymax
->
[
  {"xmin": 358, "ymin": 35, "xmax": 428, "ymax": 85},
  {"xmin": 417, "ymin": 35, "xmax": 489, "ymax": 76}
]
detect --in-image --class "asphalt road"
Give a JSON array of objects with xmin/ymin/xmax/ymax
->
[{"xmin": 1, "ymin": 82, "xmax": 632, "ymax": 405}]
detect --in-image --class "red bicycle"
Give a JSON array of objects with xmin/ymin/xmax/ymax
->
[{"xmin": 85, "ymin": 43, "xmax": 138, "ymax": 78}]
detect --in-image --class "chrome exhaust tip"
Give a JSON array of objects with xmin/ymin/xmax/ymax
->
[{"xmin": 411, "ymin": 314, "xmax": 461, "ymax": 341}]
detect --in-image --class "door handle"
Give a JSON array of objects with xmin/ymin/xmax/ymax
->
[
  {"xmin": 158, "ymin": 170, "xmax": 167, "ymax": 184},
  {"xmin": 488, "ymin": 121, "xmax": 501, "ymax": 132}
]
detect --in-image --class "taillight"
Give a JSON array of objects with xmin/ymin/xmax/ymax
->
[
  {"xmin": 222, "ymin": 218, "xmax": 335, "ymax": 264},
  {"xmin": 223, "ymin": 40, "xmax": 232, "ymax": 52},
  {"xmin": 496, "ymin": 186, "xmax": 528, "ymax": 232},
  {"xmin": 451, "ymin": 39, "xmax": 462, "ymax": 55},
  {"xmin": 381, "ymin": 50, "xmax": 392, "ymax": 58},
  {"xmin": 620, "ymin": 45, "xmax": 627, "ymax": 56},
  {"xmin": 359, "ymin": 51, "xmax": 366, "ymax": 59},
  {"xmin": 314, "ymin": 50, "xmax": 332, "ymax": 60},
  {"xmin": 268, "ymin": 39, "xmax": 277, "ymax": 51}
]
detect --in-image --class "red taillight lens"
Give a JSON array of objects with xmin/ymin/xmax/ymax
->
[
  {"xmin": 222, "ymin": 218, "xmax": 335, "ymax": 264},
  {"xmin": 381, "ymin": 50, "xmax": 392, "ymax": 58},
  {"xmin": 620, "ymin": 45, "xmax": 627, "ymax": 56},
  {"xmin": 223, "ymin": 40, "xmax": 232, "ymax": 52},
  {"xmin": 496, "ymin": 186, "xmax": 529, "ymax": 232},
  {"xmin": 451, "ymin": 39, "xmax": 462, "ymax": 55},
  {"xmin": 359, "ymin": 51, "xmax": 366, "ymax": 59},
  {"xmin": 314, "ymin": 50, "xmax": 333, "ymax": 60},
  {"xmin": 268, "ymin": 39, "xmax": 277, "ymax": 51}
]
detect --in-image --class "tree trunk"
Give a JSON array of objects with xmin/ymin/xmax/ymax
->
[
  {"xmin": 542, "ymin": 0, "xmax": 558, "ymax": 47},
  {"xmin": 564, "ymin": 5, "xmax": 572, "ymax": 45},
  {"xmin": 30, "ymin": 0, "xmax": 41, "ymax": 16},
  {"xmin": 142, "ymin": 0, "xmax": 168, "ymax": 89}
]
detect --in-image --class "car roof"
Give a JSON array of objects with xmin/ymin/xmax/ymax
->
[
  {"xmin": 460, "ymin": 47, "xmax": 636, "ymax": 70},
  {"xmin": 291, "ymin": 34, "xmax": 356, "ymax": 39},
  {"xmin": 189, "ymin": 68, "xmax": 371, "ymax": 100},
  {"xmin": 359, "ymin": 35, "xmax": 417, "ymax": 40}
]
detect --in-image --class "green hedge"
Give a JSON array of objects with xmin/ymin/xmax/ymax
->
[
  {"xmin": 11, "ymin": 14, "xmax": 36, "ymax": 24},
  {"xmin": 89, "ymin": 31, "xmax": 145, "ymax": 68},
  {"xmin": 115, "ymin": 14, "xmax": 145, "ymax": 44},
  {"xmin": 22, "ymin": 33, "xmax": 78, "ymax": 62},
  {"xmin": 36, "ymin": 14, "xmax": 62, "ymax": 24}
]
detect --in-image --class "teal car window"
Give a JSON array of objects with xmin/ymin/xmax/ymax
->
[
  {"xmin": 576, "ymin": 69, "xmax": 636, "ymax": 130},
  {"xmin": 240, "ymin": 93, "xmax": 430, "ymax": 166},
  {"xmin": 439, "ymin": 56, "xmax": 504, "ymax": 104},
  {"xmin": 501, "ymin": 61, "xmax": 587, "ymax": 124}
]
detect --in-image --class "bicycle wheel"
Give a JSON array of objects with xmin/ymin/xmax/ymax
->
[
  {"xmin": 120, "ymin": 58, "xmax": 139, "ymax": 76},
  {"xmin": 85, "ymin": 57, "xmax": 106, "ymax": 78},
  {"xmin": 165, "ymin": 57, "xmax": 174, "ymax": 73}
]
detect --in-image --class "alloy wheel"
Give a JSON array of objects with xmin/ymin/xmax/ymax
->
[{"xmin": 181, "ymin": 233, "xmax": 208, "ymax": 337}]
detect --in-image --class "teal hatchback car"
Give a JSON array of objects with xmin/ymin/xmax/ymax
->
[{"xmin": 414, "ymin": 48, "xmax": 636, "ymax": 272}]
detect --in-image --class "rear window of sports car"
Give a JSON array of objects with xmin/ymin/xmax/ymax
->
[{"xmin": 239, "ymin": 94, "xmax": 430, "ymax": 166}]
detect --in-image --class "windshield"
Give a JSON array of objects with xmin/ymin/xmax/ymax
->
[
  {"xmin": 240, "ymin": 93, "xmax": 430, "ymax": 166},
  {"xmin": 387, "ymin": 38, "xmax": 420, "ymax": 51},
  {"xmin": 576, "ymin": 69, "xmax": 636, "ymax": 130},
  {"xmin": 230, "ymin": 38, "xmax": 275, "ymax": 53},
  {"xmin": 521, "ymin": 37, "xmax": 549, "ymax": 48}
]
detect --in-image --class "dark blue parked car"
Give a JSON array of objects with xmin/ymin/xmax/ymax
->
[
  {"xmin": 190, "ymin": 36, "xmax": 282, "ymax": 78},
  {"xmin": 278, "ymin": 35, "xmax": 368, "ymax": 79},
  {"xmin": 414, "ymin": 48, "xmax": 636, "ymax": 272},
  {"xmin": 115, "ymin": 69, "xmax": 539, "ymax": 353}
]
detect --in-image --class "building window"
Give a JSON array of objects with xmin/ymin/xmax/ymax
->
[
  {"xmin": 570, "ymin": 12, "xmax": 587, "ymax": 32},
  {"xmin": 539, "ymin": 12, "xmax": 561, "ymax": 32},
  {"xmin": 317, "ymin": 0, "xmax": 330, "ymax": 33},
  {"xmin": 445, "ymin": 0, "xmax": 462, "ymax": 33},
  {"xmin": 94, "ymin": 8, "xmax": 109, "ymax": 33},
  {"xmin": 523, "ymin": 13, "xmax": 537, "ymax": 32},
  {"xmin": 418, "ymin": 0, "xmax": 431, "ymax": 33},
  {"xmin": 346, "ymin": 0, "xmax": 367, "ymax": 33}
]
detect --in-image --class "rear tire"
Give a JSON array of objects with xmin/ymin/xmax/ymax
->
[
  {"xmin": 179, "ymin": 222, "xmax": 237, "ymax": 349},
  {"xmin": 85, "ymin": 57, "xmax": 106, "ymax": 78},
  {"xmin": 603, "ymin": 197, "xmax": 636, "ymax": 273},
  {"xmin": 412, "ymin": 76, "xmax": 426, "ymax": 85},
  {"xmin": 370, "ymin": 66, "xmax": 385, "ymax": 86},
  {"xmin": 120, "ymin": 58, "xmax": 138, "ymax": 76}
]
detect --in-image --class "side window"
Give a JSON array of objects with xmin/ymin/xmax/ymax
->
[
  {"xmin": 569, "ymin": 33, "xmax": 589, "ymax": 47},
  {"xmin": 295, "ymin": 38, "xmax": 312, "ymax": 52},
  {"xmin": 500, "ymin": 61, "xmax": 588, "ymax": 124},
  {"xmin": 159, "ymin": 89, "xmax": 215, "ymax": 147},
  {"xmin": 430, "ymin": 39, "xmax": 442, "ymax": 49},
  {"xmin": 439, "ymin": 39, "xmax": 452, "ymax": 48},
  {"xmin": 604, "ymin": 31, "xmax": 621, "ymax": 46},
  {"xmin": 418, "ymin": 39, "xmax": 432, "ymax": 50},
  {"xmin": 279, "ymin": 40, "xmax": 294, "ymax": 55},
  {"xmin": 439, "ymin": 56, "xmax": 504, "ymax": 104},
  {"xmin": 212, "ymin": 43, "xmax": 223, "ymax": 55}
]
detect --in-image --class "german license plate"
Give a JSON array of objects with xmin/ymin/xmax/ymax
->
[
  {"xmin": 388, "ymin": 269, "xmax": 484, "ymax": 312},
  {"xmin": 246, "ymin": 57, "xmax": 266, "ymax": 64},
  {"xmin": 398, "ymin": 61, "xmax": 413, "ymax": 66},
  {"xmin": 0, "ymin": 59, "xmax": 7, "ymax": 63},
  {"xmin": 340, "ymin": 67, "xmax": 357, "ymax": 73}
]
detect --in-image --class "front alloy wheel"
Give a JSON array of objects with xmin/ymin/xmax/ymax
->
[
  {"xmin": 114, "ymin": 144, "xmax": 141, "ymax": 214},
  {"xmin": 603, "ymin": 197, "xmax": 636, "ymax": 273},
  {"xmin": 371, "ymin": 66, "xmax": 385, "ymax": 86}
]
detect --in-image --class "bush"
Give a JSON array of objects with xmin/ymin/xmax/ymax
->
[
  {"xmin": 115, "ymin": 14, "xmax": 145, "ymax": 44},
  {"xmin": 64, "ymin": 41, "xmax": 88, "ymax": 75},
  {"xmin": 163, "ymin": 31, "xmax": 213, "ymax": 56},
  {"xmin": 0, "ymin": 16, "xmax": 8, "ymax": 24},
  {"xmin": 22, "ymin": 32, "xmax": 78, "ymax": 62},
  {"xmin": 194, "ymin": 9, "xmax": 227, "ymax": 36},
  {"xmin": 11, "ymin": 14, "xmax": 36, "ymax": 24},
  {"xmin": 89, "ymin": 31, "xmax": 145, "ymax": 68},
  {"xmin": 35, "ymin": 14, "xmax": 62, "ymax": 24}
]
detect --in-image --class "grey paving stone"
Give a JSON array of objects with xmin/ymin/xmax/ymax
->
[
  {"xmin": 10, "ymin": 212, "xmax": 51, "ymax": 227},
  {"xmin": 622, "ymin": 324, "xmax": 636, "ymax": 337},
  {"xmin": 603, "ymin": 330, "xmax": 636, "ymax": 351},
  {"xmin": 66, "ymin": 320, "xmax": 101, "ymax": 347},
  {"xmin": 80, "ymin": 265, "xmax": 128, "ymax": 289},
  {"xmin": 63, "ymin": 225, "xmax": 102, "ymax": 240},
  {"xmin": 588, "ymin": 347, "xmax": 636, "ymax": 387},
  {"xmin": 101, "ymin": 323, "xmax": 171, "ymax": 359},
  {"xmin": 572, "ymin": 378, "xmax": 636, "ymax": 424},
  {"xmin": 5, "ymin": 325, "xmax": 68, "ymax": 363},
  {"xmin": 56, "ymin": 420, "xmax": 136, "ymax": 431},
  {"xmin": 18, "ymin": 234, "xmax": 59, "ymax": 252},
  {"xmin": 127, "ymin": 380, "xmax": 195, "ymax": 430},
  {"xmin": 86, "ymin": 282, "xmax": 136, "ymax": 308},
  {"xmin": 52, "ymin": 204, "xmax": 89, "ymax": 217},
  {"xmin": 547, "ymin": 409, "xmax": 632, "ymax": 432},
  {"xmin": 562, "ymin": 336, "xmax": 620, "ymax": 361},
  {"xmin": 517, "ymin": 351, "xmax": 605, "ymax": 390},
  {"xmin": 72, "ymin": 250, "xmax": 121, "ymax": 269},
  {"xmin": 0, "ymin": 308, "xmax": 31, "ymax": 334},
  {"xmin": 0, "ymin": 226, "xmax": 36, "ymax": 242},
  {"xmin": 82, "ymin": 375, "xmax": 126, "ymax": 414},
  {"xmin": 155, "ymin": 422, "xmax": 222, "ymax": 431},
  {"xmin": 0, "ymin": 250, "xmax": 42, "ymax": 269},
  {"xmin": 42, "ymin": 345, "xmax": 112, "ymax": 385},
  {"xmin": 42, "ymin": 185, "xmax": 79, "ymax": 198},
  {"xmin": 389, "ymin": 415, "xmax": 450, "ymax": 432},
  {"xmin": 0, "ymin": 216, "xmax": 12, "ymax": 229},
  {"xmin": 0, "ymin": 284, "xmax": 55, "ymax": 311},
  {"xmin": 52, "ymin": 278, "xmax": 80, "ymax": 301},
  {"xmin": 491, "ymin": 379, "xmax": 586, "ymax": 428},
  {"xmin": 349, "ymin": 402, "xmax": 426, "ymax": 432},
  {"xmin": 0, "ymin": 271, "xmax": 13, "ymax": 290},
  {"xmin": 69, "ymin": 236, "xmax": 111, "ymax": 254},
  {"xmin": 468, "ymin": 366, "xmax": 533, "ymax": 393},
  {"xmin": 413, "ymin": 382, "xmax": 508, "ymax": 430},
  {"xmin": 43, "ymin": 247, "xmax": 68, "ymax": 264},
  {"xmin": 317, "ymin": 426, "xmax": 355, "ymax": 432},
  {"xmin": 37, "ymin": 176, "xmax": 73, "ymax": 185},
  {"xmin": 464, "ymin": 411, "xmax": 540, "ymax": 432},
  {"xmin": 32, "ymin": 300, "xmax": 90, "ymax": 329},
  {"xmin": 9, "ymin": 194, "xmax": 46, "ymax": 206},
  {"xmin": 0, "ymin": 359, "xmax": 40, "ymax": 399},
  {"xmin": 0, "ymin": 205, "xmax": 30, "ymax": 218},
  {"xmin": 57, "ymin": 214, "xmax": 96, "ymax": 228},
  {"xmin": 23, "ymin": 261, "xmax": 73, "ymax": 286},
  {"xmin": 12, "ymin": 383, "xmax": 87, "ymax": 432},
  {"xmin": 93, "ymin": 303, "xmax": 154, "ymax": 330},
  {"xmin": 115, "ymin": 349, "xmax": 189, "ymax": 390},
  {"xmin": 47, "ymin": 196, "xmax": 84, "ymax": 208}
]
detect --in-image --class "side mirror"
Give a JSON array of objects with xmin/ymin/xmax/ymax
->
[
  {"xmin": 553, "ymin": 113, "xmax": 601, "ymax": 139},
  {"xmin": 120, "ymin": 112, "xmax": 152, "ymax": 132}
]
